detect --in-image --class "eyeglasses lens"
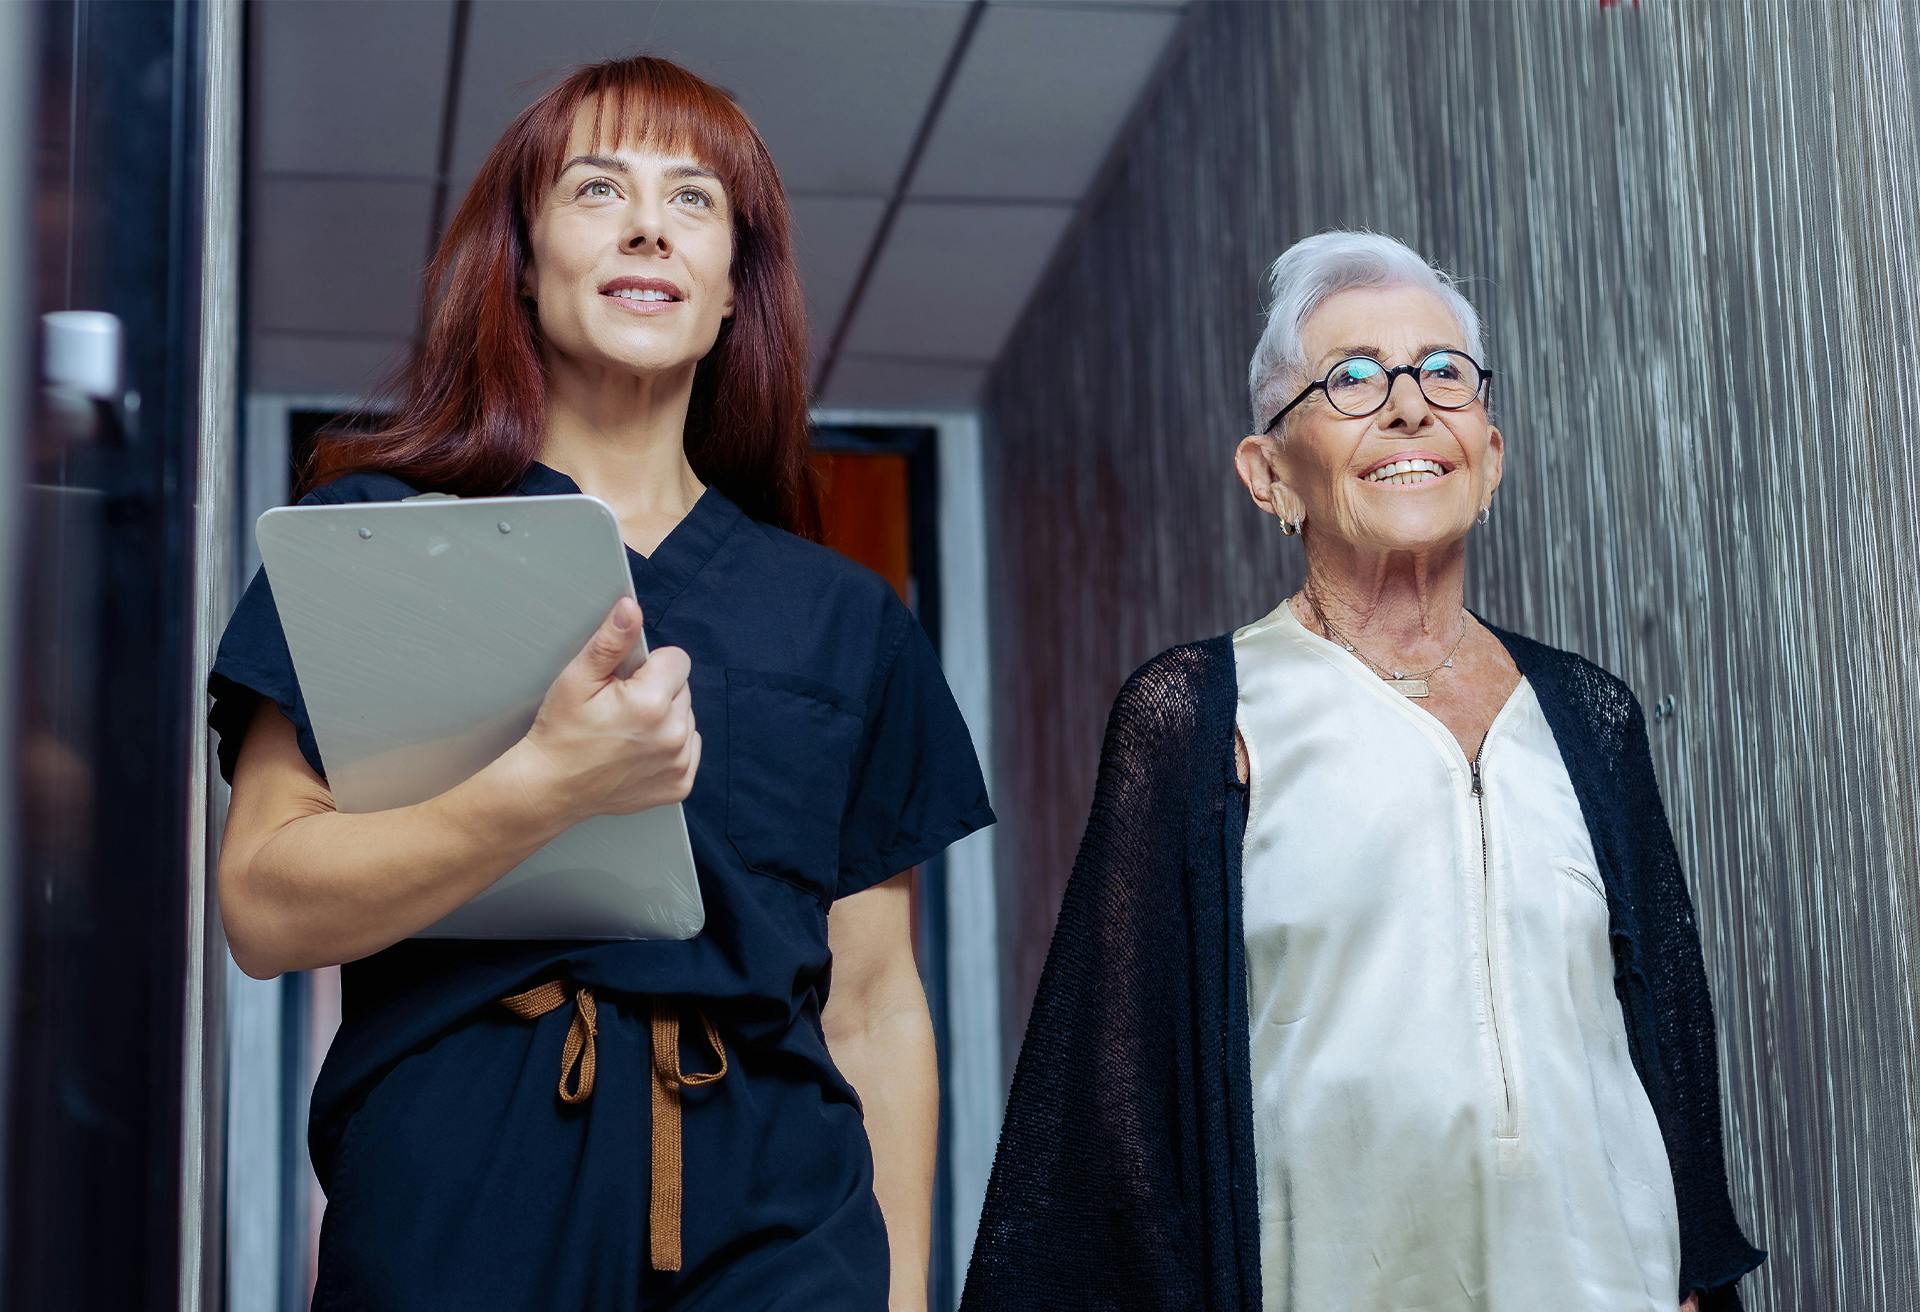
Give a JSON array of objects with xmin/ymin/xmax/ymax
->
[
  {"xmin": 1417, "ymin": 352, "xmax": 1481, "ymax": 409},
  {"xmin": 1326, "ymin": 358, "xmax": 1387, "ymax": 416}
]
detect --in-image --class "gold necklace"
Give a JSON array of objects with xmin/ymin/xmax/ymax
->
[{"xmin": 1299, "ymin": 588, "xmax": 1470, "ymax": 699}]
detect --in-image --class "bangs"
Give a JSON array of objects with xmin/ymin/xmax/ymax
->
[{"xmin": 525, "ymin": 60, "xmax": 764, "ymax": 214}]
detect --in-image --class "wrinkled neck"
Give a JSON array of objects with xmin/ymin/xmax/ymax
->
[{"xmin": 1294, "ymin": 538, "xmax": 1470, "ymax": 661}]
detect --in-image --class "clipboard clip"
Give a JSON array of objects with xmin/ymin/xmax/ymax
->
[{"xmin": 401, "ymin": 492, "xmax": 460, "ymax": 502}]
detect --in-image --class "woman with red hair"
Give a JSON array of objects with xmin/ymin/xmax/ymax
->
[{"xmin": 209, "ymin": 56, "xmax": 991, "ymax": 1310}]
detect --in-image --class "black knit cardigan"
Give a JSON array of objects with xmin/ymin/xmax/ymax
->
[{"xmin": 962, "ymin": 626, "xmax": 1764, "ymax": 1310}]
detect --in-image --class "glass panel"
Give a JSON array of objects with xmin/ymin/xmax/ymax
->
[{"xmin": 4, "ymin": 1, "xmax": 205, "ymax": 1305}]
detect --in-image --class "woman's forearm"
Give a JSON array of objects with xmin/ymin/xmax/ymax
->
[
  {"xmin": 831, "ymin": 991, "xmax": 939, "ymax": 1311},
  {"xmin": 220, "ymin": 737, "xmax": 574, "ymax": 977}
]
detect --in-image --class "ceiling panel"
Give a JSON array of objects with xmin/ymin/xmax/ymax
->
[
  {"xmin": 789, "ymin": 195, "xmax": 889, "ymax": 357},
  {"xmin": 449, "ymin": 1, "xmax": 968, "ymax": 197},
  {"xmin": 911, "ymin": 4, "xmax": 1180, "ymax": 200},
  {"xmin": 252, "ymin": 0, "xmax": 454, "ymax": 178},
  {"xmin": 249, "ymin": 333, "xmax": 411, "ymax": 398},
  {"xmin": 841, "ymin": 200, "xmax": 1073, "ymax": 362},
  {"xmin": 250, "ymin": 179, "xmax": 436, "ymax": 337},
  {"xmin": 241, "ymin": 1, "xmax": 1188, "ymax": 410},
  {"xmin": 818, "ymin": 355, "xmax": 987, "ymax": 410}
]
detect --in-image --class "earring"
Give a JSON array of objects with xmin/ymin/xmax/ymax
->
[
  {"xmin": 1278, "ymin": 511, "xmax": 1302, "ymax": 536},
  {"xmin": 1477, "ymin": 503, "xmax": 1491, "ymax": 526}
]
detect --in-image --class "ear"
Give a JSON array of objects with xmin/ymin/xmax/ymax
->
[
  {"xmin": 1234, "ymin": 434, "xmax": 1303, "ymax": 522},
  {"xmin": 1484, "ymin": 421, "xmax": 1504, "ymax": 502}
]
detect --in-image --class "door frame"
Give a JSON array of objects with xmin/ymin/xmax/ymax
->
[{"xmin": 813, "ymin": 408, "xmax": 999, "ymax": 1312}]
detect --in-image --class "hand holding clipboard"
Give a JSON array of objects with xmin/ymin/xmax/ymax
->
[
  {"xmin": 513, "ymin": 595, "xmax": 702, "ymax": 827},
  {"xmin": 256, "ymin": 493, "xmax": 705, "ymax": 940}
]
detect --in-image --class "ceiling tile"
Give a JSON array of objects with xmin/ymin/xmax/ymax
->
[
  {"xmin": 252, "ymin": 0, "xmax": 454, "ymax": 178},
  {"xmin": 250, "ymin": 179, "xmax": 435, "ymax": 337},
  {"xmin": 911, "ymin": 5, "xmax": 1180, "ymax": 200},
  {"xmin": 449, "ymin": 1, "xmax": 967, "ymax": 196},
  {"xmin": 243, "ymin": 1, "xmax": 1190, "ymax": 411},
  {"xmin": 841, "ymin": 201, "xmax": 1073, "ymax": 361},
  {"xmin": 789, "ymin": 195, "xmax": 888, "ymax": 352},
  {"xmin": 817, "ymin": 355, "xmax": 987, "ymax": 410},
  {"xmin": 249, "ymin": 333, "xmax": 410, "ymax": 398}
]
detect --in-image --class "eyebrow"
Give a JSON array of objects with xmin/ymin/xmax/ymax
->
[
  {"xmin": 1316, "ymin": 341, "xmax": 1464, "ymax": 371},
  {"xmin": 560, "ymin": 153, "xmax": 627, "ymax": 175}
]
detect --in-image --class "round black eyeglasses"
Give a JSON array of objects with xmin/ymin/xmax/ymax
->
[{"xmin": 1262, "ymin": 350, "xmax": 1494, "ymax": 435}]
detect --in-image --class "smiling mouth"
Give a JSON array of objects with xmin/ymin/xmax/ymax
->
[
  {"xmin": 1360, "ymin": 458, "xmax": 1452, "ymax": 487},
  {"xmin": 600, "ymin": 290, "xmax": 684, "ymax": 319}
]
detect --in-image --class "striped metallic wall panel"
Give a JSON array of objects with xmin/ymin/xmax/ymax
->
[{"xmin": 981, "ymin": 3, "xmax": 1920, "ymax": 1308}]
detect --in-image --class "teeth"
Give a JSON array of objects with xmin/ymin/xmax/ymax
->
[
  {"xmin": 608, "ymin": 288, "xmax": 674, "ymax": 301},
  {"xmin": 1365, "ymin": 458, "xmax": 1447, "ymax": 483}
]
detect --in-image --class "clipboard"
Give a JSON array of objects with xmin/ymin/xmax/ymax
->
[{"xmin": 254, "ymin": 492, "xmax": 704, "ymax": 941}]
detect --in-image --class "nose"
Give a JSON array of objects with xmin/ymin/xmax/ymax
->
[
  {"xmin": 623, "ymin": 226, "xmax": 671, "ymax": 255},
  {"xmin": 1379, "ymin": 369, "xmax": 1433, "ymax": 431},
  {"xmin": 621, "ymin": 198, "xmax": 671, "ymax": 256}
]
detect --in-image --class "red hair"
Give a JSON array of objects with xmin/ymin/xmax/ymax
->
[{"xmin": 299, "ymin": 55, "xmax": 821, "ymax": 539}]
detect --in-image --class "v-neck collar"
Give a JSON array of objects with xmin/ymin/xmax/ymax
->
[
  {"xmin": 517, "ymin": 459, "xmax": 741, "ymax": 622},
  {"xmin": 1275, "ymin": 595, "xmax": 1529, "ymax": 773}
]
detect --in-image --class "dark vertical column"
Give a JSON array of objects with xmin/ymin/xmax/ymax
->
[
  {"xmin": 3, "ymin": 0, "xmax": 210, "ymax": 1306},
  {"xmin": 0, "ymin": 0, "xmax": 34, "ymax": 1295}
]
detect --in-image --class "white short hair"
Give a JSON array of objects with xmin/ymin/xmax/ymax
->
[{"xmin": 1247, "ymin": 230, "xmax": 1486, "ymax": 434}]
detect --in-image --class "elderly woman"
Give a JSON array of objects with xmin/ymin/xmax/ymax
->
[{"xmin": 963, "ymin": 232, "xmax": 1762, "ymax": 1311}]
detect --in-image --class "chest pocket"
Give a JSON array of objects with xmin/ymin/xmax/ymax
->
[{"xmin": 724, "ymin": 668, "xmax": 862, "ymax": 904}]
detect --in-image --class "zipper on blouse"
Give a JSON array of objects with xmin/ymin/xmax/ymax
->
[{"xmin": 1470, "ymin": 746, "xmax": 1518, "ymax": 1140}]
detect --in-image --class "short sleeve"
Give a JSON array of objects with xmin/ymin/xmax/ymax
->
[
  {"xmin": 835, "ymin": 602, "xmax": 995, "ymax": 900},
  {"xmin": 207, "ymin": 563, "xmax": 327, "ymax": 786}
]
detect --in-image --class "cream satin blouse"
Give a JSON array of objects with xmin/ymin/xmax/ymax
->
[{"xmin": 1234, "ymin": 598, "xmax": 1681, "ymax": 1311}]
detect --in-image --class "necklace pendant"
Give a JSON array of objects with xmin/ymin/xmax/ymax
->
[{"xmin": 1389, "ymin": 677, "xmax": 1431, "ymax": 698}]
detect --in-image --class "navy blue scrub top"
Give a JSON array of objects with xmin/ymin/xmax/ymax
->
[{"xmin": 208, "ymin": 461, "xmax": 995, "ymax": 1310}]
